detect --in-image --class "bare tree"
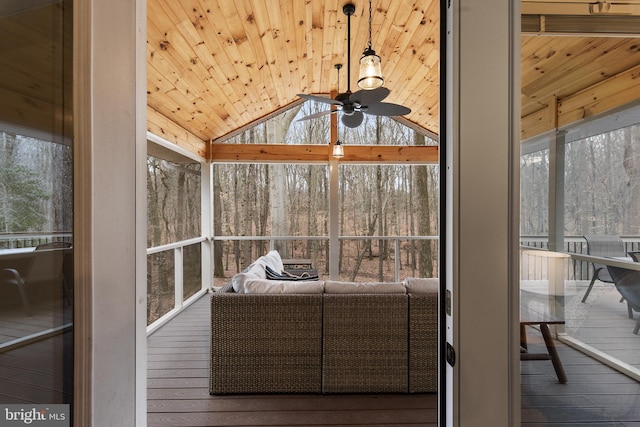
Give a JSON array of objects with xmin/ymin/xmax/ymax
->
[
  {"xmin": 414, "ymin": 132, "xmax": 434, "ymax": 277},
  {"xmin": 213, "ymin": 165, "xmax": 225, "ymax": 277}
]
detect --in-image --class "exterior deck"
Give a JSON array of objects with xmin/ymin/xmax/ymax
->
[
  {"xmin": 147, "ymin": 295, "xmax": 437, "ymax": 426},
  {"xmin": 1, "ymin": 279, "xmax": 639, "ymax": 424},
  {"xmin": 147, "ymin": 286, "xmax": 640, "ymax": 426}
]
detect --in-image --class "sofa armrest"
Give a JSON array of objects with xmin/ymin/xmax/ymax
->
[
  {"xmin": 408, "ymin": 292, "xmax": 438, "ymax": 393},
  {"xmin": 210, "ymin": 291, "xmax": 323, "ymax": 394},
  {"xmin": 216, "ymin": 281, "xmax": 235, "ymax": 294}
]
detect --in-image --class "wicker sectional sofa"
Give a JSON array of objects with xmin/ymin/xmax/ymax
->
[{"xmin": 209, "ymin": 250, "xmax": 438, "ymax": 395}]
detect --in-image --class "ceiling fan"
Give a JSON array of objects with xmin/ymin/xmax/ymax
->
[{"xmin": 296, "ymin": 3, "xmax": 411, "ymax": 129}]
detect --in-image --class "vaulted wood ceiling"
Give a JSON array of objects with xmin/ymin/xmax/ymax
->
[
  {"xmin": 147, "ymin": 0, "xmax": 640, "ymax": 159},
  {"xmin": 146, "ymin": 0, "xmax": 440, "ymax": 156},
  {"xmin": 1, "ymin": 1, "xmax": 639, "ymax": 160}
]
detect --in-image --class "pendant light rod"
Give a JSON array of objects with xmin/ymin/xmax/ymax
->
[
  {"xmin": 367, "ymin": 0, "xmax": 373, "ymax": 50},
  {"xmin": 343, "ymin": 3, "xmax": 355, "ymax": 92}
]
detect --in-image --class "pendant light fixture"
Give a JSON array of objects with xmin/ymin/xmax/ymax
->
[
  {"xmin": 332, "ymin": 63, "xmax": 345, "ymax": 158},
  {"xmin": 357, "ymin": 0, "xmax": 383, "ymax": 90},
  {"xmin": 332, "ymin": 139, "xmax": 344, "ymax": 158}
]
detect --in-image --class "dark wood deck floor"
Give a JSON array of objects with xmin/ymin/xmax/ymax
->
[
  {"xmin": 0, "ymin": 291, "xmax": 73, "ymax": 405},
  {"xmin": 147, "ymin": 295, "xmax": 437, "ymax": 426},
  {"xmin": 0, "ymin": 329, "xmax": 72, "ymax": 404},
  {"xmin": 148, "ymin": 293, "xmax": 640, "ymax": 427},
  {"xmin": 521, "ymin": 280, "xmax": 640, "ymax": 426},
  {"xmin": 0, "ymin": 292, "xmax": 71, "ymax": 348},
  {"xmin": 522, "ymin": 327, "xmax": 640, "ymax": 426}
]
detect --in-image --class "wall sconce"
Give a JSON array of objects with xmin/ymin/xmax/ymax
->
[
  {"xmin": 332, "ymin": 140, "xmax": 344, "ymax": 158},
  {"xmin": 357, "ymin": 0, "xmax": 384, "ymax": 90}
]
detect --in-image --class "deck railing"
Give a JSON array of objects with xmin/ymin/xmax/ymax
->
[
  {"xmin": 520, "ymin": 236, "xmax": 640, "ymax": 382},
  {"xmin": 211, "ymin": 235, "xmax": 439, "ymax": 283},
  {"xmin": 146, "ymin": 234, "xmax": 438, "ymax": 334},
  {"xmin": 520, "ymin": 235, "xmax": 640, "ymax": 281},
  {"xmin": 0, "ymin": 232, "xmax": 72, "ymax": 250},
  {"xmin": 146, "ymin": 237, "xmax": 209, "ymax": 333}
]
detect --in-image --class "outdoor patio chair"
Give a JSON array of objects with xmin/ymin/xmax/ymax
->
[
  {"xmin": 607, "ymin": 265, "xmax": 640, "ymax": 335},
  {"xmin": 582, "ymin": 235, "xmax": 626, "ymax": 303},
  {"xmin": 628, "ymin": 251, "xmax": 640, "ymax": 262},
  {"xmin": 0, "ymin": 242, "xmax": 72, "ymax": 316}
]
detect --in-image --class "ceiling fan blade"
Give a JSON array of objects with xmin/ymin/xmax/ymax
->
[
  {"xmin": 342, "ymin": 111, "xmax": 364, "ymax": 128},
  {"xmin": 364, "ymin": 102, "xmax": 411, "ymax": 117},
  {"xmin": 297, "ymin": 94, "xmax": 343, "ymax": 106},
  {"xmin": 296, "ymin": 110, "xmax": 337, "ymax": 122},
  {"xmin": 349, "ymin": 87, "xmax": 390, "ymax": 106}
]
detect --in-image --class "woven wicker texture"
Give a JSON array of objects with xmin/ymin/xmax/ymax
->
[
  {"xmin": 322, "ymin": 293, "xmax": 408, "ymax": 393},
  {"xmin": 408, "ymin": 293, "xmax": 438, "ymax": 393},
  {"xmin": 210, "ymin": 284, "xmax": 323, "ymax": 394}
]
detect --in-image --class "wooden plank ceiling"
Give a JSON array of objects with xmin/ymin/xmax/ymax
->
[
  {"xmin": 147, "ymin": 0, "xmax": 640, "ymax": 158},
  {"xmin": 146, "ymin": 0, "xmax": 440, "ymax": 155},
  {"xmin": 1, "ymin": 1, "xmax": 639, "ymax": 159},
  {"xmin": 521, "ymin": 0, "xmax": 640, "ymax": 139},
  {"xmin": 0, "ymin": 1, "xmax": 72, "ymax": 141}
]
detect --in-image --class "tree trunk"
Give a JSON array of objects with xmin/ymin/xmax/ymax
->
[
  {"xmin": 350, "ymin": 213, "xmax": 378, "ymax": 282},
  {"xmin": 147, "ymin": 159, "xmax": 162, "ymax": 247},
  {"xmin": 267, "ymin": 107, "xmax": 300, "ymax": 257},
  {"xmin": 377, "ymin": 165, "xmax": 384, "ymax": 280},
  {"xmin": 623, "ymin": 126, "xmax": 640, "ymax": 234},
  {"xmin": 414, "ymin": 132, "xmax": 433, "ymax": 277},
  {"xmin": 213, "ymin": 165, "xmax": 225, "ymax": 277}
]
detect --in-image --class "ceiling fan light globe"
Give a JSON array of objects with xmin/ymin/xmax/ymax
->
[{"xmin": 358, "ymin": 50, "xmax": 384, "ymax": 90}]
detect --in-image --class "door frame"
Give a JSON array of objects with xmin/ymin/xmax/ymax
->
[{"xmin": 439, "ymin": 1, "xmax": 521, "ymax": 425}]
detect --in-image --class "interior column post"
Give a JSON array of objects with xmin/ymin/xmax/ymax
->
[
  {"xmin": 548, "ymin": 130, "xmax": 566, "ymax": 252},
  {"xmin": 329, "ymin": 91, "xmax": 340, "ymax": 280}
]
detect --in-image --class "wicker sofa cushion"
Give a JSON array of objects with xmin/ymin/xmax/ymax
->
[
  {"xmin": 324, "ymin": 280, "xmax": 406, "ymax": 293},
  {"xmin": 243, "ymin": 279, "xmax": 324, "ymax": 294},
  {"xmin": 404, "ymin": 277, "xmax": 439, "ymax": 294}
]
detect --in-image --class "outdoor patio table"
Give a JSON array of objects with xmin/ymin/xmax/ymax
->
[{"xmin": 520, "ymin": 304, "xmax": 567, "ymax": 384}]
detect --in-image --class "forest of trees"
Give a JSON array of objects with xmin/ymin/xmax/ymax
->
[
  {"xmin": 145, "ymin": 106, "xmax": 439, "ymax": 322},
  {"xmin": 144, "ymin": 108, "xmax": 640, "ymax": 323},
  {"xmin": 520, "ymin": 124, "xmax": 640, "ymax": 237},
  {"xmin": 209, "ymin": 105, "xmax": 440, "ymax": 284},
  {"xmin": 3, "ymin": 107, "xmax": 638, "ymax": 324},
  {"xmin": 146, "ymin": 155, "xmax": 201, "ymax": 323},
  {"xmin": 147, "ymin": 155, "xmax": 201, "ymax": 247},
  {"xmin": 0, "ymin": 131, "xmax": 72, "ymax": 242}
]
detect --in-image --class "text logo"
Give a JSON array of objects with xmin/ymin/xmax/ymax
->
[{"xmin": 0, "ymin": 405, "xmax": 69, "ymax": 427}]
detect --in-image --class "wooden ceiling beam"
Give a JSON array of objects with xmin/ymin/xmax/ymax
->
[
  {"xmin": 209, "ymin": 143, "xmax": 438, "ymax": 164},
  {"xmin": 521, "ymin": 62, "xmax": 640, "ymax": 140}
]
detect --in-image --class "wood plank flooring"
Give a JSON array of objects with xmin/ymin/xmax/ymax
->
[
  {"xmin": 0, "ymin": 289, "xmax": 73, "ymax": 405},
  {"xmin": 565, "ymin": 281, "xmax": 640, "ymax": 367},
  {"xmin": 149, "ymin": 290, "xmax": 640, "ymax": 426},
  {"xmin": 147, "ymin": 296, "xmax": 437, "ymax": 427},
  {"xmin": 2, "ymin": 280, "xmax": 638, "ymax": 424},
  {"xmin": 0, "ymin": 330, "xmax": 73, "ymax": 404},
  {"xmin": 522, "ymin": 327, "xmax": 640, "ymax": 426},
  {"xmin": 0, "ymin": 294, "xmax": 71, "ymax": 347},
  {"xmin": 521, "ymin": 280, "xmax": 640, "ymax": 425}
]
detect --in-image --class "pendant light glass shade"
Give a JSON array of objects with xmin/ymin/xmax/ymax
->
[
  {"xmin": 358, "ymin": 0, "xmax": 384, "ymax": 90},
  {"xmin": 332, "ymin": 140, "xmax": 344, "ymax": 158},
  {"xmin": 358, "ymin": 47, "xmax": 383, "ymax": 90}
]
